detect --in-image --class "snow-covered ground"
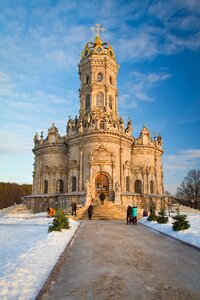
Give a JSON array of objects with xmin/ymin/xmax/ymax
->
[
  {"xmin": 0, "ymin": 206, "xmax": 199, "ymax": 300},
  {"xmin": 139, "ymin": 209, "xmax": 200, "ymax": 248},
  {"xmin": 0, "ymin": 209, "xmax": 80, "ymax": 300}
]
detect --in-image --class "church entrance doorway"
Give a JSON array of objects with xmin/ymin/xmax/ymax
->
[{"xmin": 95, "ymin": 173, "xmax": 109, "ymax": 198}]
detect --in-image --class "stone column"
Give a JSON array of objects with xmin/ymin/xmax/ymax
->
[
  {"xmin": 120, "ymin": 146, "xmax": 124, "ymax": 191},
  {"xmin": 146, "ymin": 170, "xmax": 149, "ymax": 194},
  {"xmin": 79, "ymin": 147, "xmax": 83, "ymax": 191}
]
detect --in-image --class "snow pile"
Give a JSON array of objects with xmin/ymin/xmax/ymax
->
[
  {"xmin": 0, "ymin": 211, "xmax": 79, "ymax": 300},
  {"xmin": 139, "ymin": 211, "xmax": 200, "ymax": 248}
]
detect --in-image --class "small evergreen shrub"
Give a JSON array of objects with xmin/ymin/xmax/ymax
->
[
  {"xmin": 157, "ymin": 208, "xmax": 168, "ymax": 224},
  {"xmin": 172, "ymin": 210, "xmax": 190, "ymax": 231},
  {"xmin": 48, "ymin": 210, "xmax": 70, "ymax": 232},
  {"xmin": 147, "ymin": 213, "xmax": 158, "ymax": 222}
]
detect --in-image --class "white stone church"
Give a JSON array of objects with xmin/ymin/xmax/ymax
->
[{"xmin": 24, "ymin": 25, "xmax": 165, "ymax": 213}]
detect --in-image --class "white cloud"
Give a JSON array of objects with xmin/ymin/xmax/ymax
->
[
  {"xmin": 116, "ymin": 31, "xmax": 160, "ymax": 62},
  {"xmin": 164, "ymin": 149, "xmax": 200, "ymax": 172},
  {"xmin": 0, "ymin": 125, "xmax": 33, "ymax": 155},
  {"xmin": 124, "ymin": 70, "xmax": 171, "ymax": 103},
  {"xmin": 1, "ymin": 0, "xmax": 200, "ymax": 74},
  {"xmin": 163, "ymin": 148, "xmax": 200, "ymax": 194},
  {"xmin": 148, "ymin": 0, "xmax": 200, "ymax": 22}
]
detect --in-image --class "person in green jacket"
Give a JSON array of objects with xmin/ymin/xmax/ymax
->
[{"xmin": 131, "ymin": 206, "xmax": 138, "ymax": 225}]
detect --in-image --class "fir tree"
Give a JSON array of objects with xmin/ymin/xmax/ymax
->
[
  {"xmin": 48, "ymin": 210, "xmax": 70, "ymax": 232},
  {"xmin": 172, "ymin": 208, "xmax": 190, "ymax": 231},
  {"xmin": 147, "ymin": 213, "xmax": 158, "ymax": 221},
  {"xmin": 147, "ymin": 203, "xmax": 158, "ymax": 221},
  {"xmin": 157, "ymin": 208, "xmax": 168, "ymax": 224}
]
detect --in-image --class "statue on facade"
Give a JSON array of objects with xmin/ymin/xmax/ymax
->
[
  {"xmin": 33, "ymin": 132, "xmax": 39, "ymax": 146},
  {"xmin": 154, "ymin": 132, "xmax": 157, "ymax": 141},
  {"xmin": 115, "ymin": 181, "xmax": 121, "ymax": 193},
  {"xmin": 40, "ymin": 131, "xmax": 44, "ymax": 140},
  {"xmin": 157, "ymin": 134, "xmax": 162, "ymax": 146},
  {"xmin": 125, "ymin": 118, "xmax": 132, "ymax": 134},
  {"xmin": 119, "ymin": 116, "xmax": 124, "ymax": 130},
  {"xmin": 75, "ymin": 115, "xmax": 78, "ymax": 126}
]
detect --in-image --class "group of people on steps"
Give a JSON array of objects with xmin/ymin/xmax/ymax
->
[
  {"xmin": 47, "ymin": 191, "xmax": 139, "ymax": 224},
  {"xmin": 88, "ymin": 192, "xmax": 139, "ymax": 224}
]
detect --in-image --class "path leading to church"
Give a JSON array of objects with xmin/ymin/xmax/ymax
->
[{"xmin": 42, "ymin": 221, "xmax": 200, "ymax": 300}]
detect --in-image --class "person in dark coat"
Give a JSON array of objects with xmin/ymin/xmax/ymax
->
[
  {"xmin": 143, "ymin": 209, "xmax": 148, "ymax": 217},
  {"xmin": 71, "ymin": 202, "xmax": 77, "ymax": 216},
  {"xmin": 99, "ymin": 192, "xmax": 105, "ymax": 205},
  {"xmin": 126, "ymin": 205, "xmax": 132, "ymax": 224},
  {"xmin": 88, "ymin": 204, "xmax": 94, "ymax": 220}
]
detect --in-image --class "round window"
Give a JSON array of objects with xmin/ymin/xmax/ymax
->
[
  {"xmin": 97, "ymin": 46, "xmax": 102, "ymax": 53},
  {"xmin": 97, "ymin": 73, "xmax": 103, "ymax": 82}
]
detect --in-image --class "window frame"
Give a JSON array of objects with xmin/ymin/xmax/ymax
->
[
  {"xmin": 86, "ymin": 94, "xmax": 90, "ymax": 110},
  {"xmin": 135, "ymin": 179, "xmax": 142, "ymax": 194},
  {"xmin": 96, "ymin": 92, "xmax": 104, "ymax": 107},
  {"xmin": 72, "ymin": 176, "xmax": 76, "ymax": 192},
  {"xmin": 56, "ymin": 179, "xmax": 64, "ymax": 194},
  {"xmin": 97, "ymin": 72, "xmax": 103, "ymax": 82},
  {"xmin": 44, "ymin": 180, "xmax": 48, "ymax": 194}
]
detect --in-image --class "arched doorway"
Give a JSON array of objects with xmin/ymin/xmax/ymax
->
[{"xmin": 95, "ymin": 173, "xmax": 109, "ymax": 198}]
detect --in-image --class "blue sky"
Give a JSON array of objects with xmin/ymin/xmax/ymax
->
[{"xmin": 0, "ymin": 0, "xmax": 200, "ymax": 194}]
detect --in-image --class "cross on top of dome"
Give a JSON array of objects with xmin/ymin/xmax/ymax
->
[{"xmin": 90, "ymin": 23, "xmax": 105, "ymax": 38}]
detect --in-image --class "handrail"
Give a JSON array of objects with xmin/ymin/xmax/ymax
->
[{"xmin": 161, "ymin": 198, "xmax": 180, "ymax": 216}]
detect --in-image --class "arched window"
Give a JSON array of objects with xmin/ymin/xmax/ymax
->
[
  {"xmin": 150, "ymin": 180, "xmax": 154, "ymax": 194},
  {"xmin": 84, "ymin": 74, "xmax": 89, "ymax": 85},
  {"xmin": 96, "ymin": 92, "xmax": 104, "ymax": 107},
  {"xmin": 99, "ymin": 120, "xmax": 104, "ymax": 129},
  {"xmin": 109, "ymin": 96, "xmax": 113, "ymax": 109},
  {"xmin": 126, "ymin": 176, "xmax": 130, "ymax": 192},
  {"xmin": 44, "ymin": 180, "xmax": 48, "ymax": 194},
  {"xmin": 56, "ymin": 180, "xmax": 64, "ymax": 193},
  {"xmin": 86, "ymin": 94, "xmax": 90, "ymax": 110},
  {"xmin": 97, "ymin": 72, "xmax": 103, "ymax": 82},
  {"xmin": 135, "ymin": 180, "xmax": 142, "ymax": 194},
  {"xmin": 109, "ymin": 76, "xmax": 113, "ymax": 85},
  {"xmin": 72, "ymin": 176, "xmax": 76, "ymax": 192}
]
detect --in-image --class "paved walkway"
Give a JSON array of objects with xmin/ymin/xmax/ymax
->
[{"xmin": 42, "ymin": 221, "xmax": 200, "ymax": 300}]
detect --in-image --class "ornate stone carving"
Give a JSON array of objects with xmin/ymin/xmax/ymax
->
[
  {"xmin": 89, "ymin": 145, "xmax": 116, "ymax": 165},
  {"xmin": 68, "ymin": 160, "xmax": 79, "ymax": 169}
]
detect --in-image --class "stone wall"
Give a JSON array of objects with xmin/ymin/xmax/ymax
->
[{"xmin": 23, "ymin": 192, "xmax": 86, "ymax": 213}]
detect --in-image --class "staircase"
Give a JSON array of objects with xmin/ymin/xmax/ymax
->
[
  {"xmin": 66, "ymin": 204, "xmax": 90, "ymax": 220},
  {"xmin": 79, "ymin": 200, "xmax": 126, "ymax": 220}
]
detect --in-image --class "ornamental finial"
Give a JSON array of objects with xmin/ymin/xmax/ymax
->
[{"xmin": 90, "ymin": 23, "xmax": 105, "ymax": 38}]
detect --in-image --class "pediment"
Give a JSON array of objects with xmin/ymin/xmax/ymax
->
[{"xmin": 89, "ymin": 145, "xmax": 116, "ymax": 163}]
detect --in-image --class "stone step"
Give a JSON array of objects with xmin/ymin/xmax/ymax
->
[{"xmin": 79, "ymin": 201, "xmax": 127, "ymax": 220}]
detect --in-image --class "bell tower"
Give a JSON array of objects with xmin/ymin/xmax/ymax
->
[{"xmin": 79, "ymin": 24, "xmax": 119, "ymax": 122}]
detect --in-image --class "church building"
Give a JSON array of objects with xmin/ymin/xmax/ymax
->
[{"xmin": 24, "ymin": 25, "xmax": 165, "ymax": 213}]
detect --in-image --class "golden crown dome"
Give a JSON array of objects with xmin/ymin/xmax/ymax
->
[{"xmin": 81, "ymin": 24, "xmax": 115, "ymax": 60}]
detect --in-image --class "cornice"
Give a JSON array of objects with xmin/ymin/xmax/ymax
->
[
  {"xmin": 65, "ymin": 130, "xmax": 134, "ymax": 145},
  {"xmin": 132, "ymin": 144, "xmax": 164, "ymax": 154},
  {"xmin": 33, "ymin": 143, "xmax": 67, "ymax": 155}
]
